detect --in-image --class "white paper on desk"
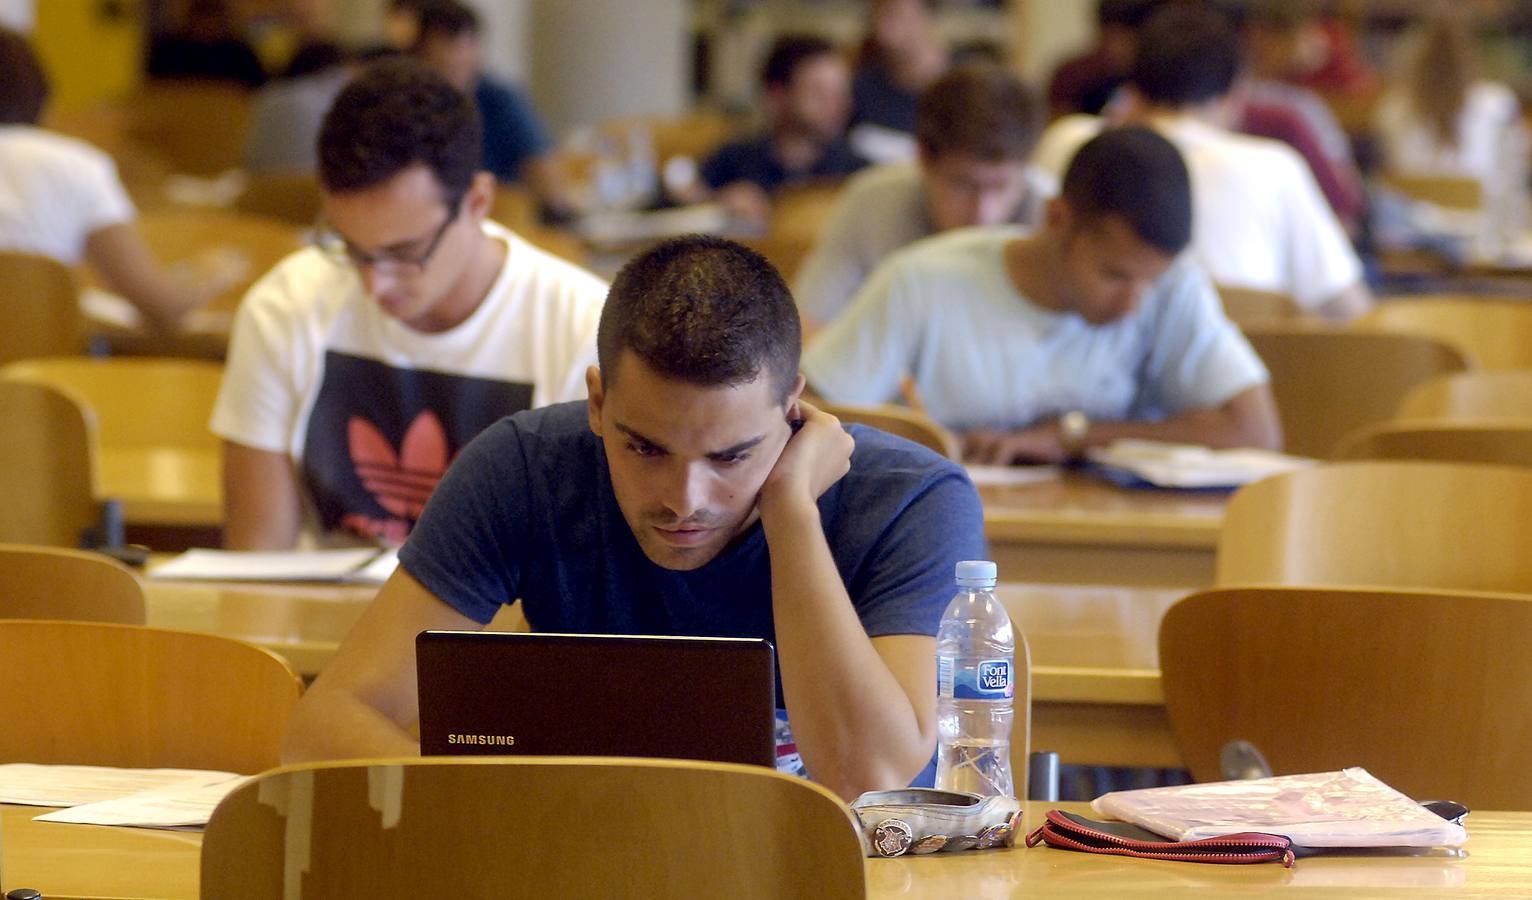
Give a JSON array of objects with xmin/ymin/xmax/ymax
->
[
  {"xmin": 963, "ymin": 463, "xmax": 1062, "ymax": 487},
  {"xmin": 1088, "ymin": 440, "xmax": 1313, "ymax": 489},
  {"xmin": 347, "ymin": 546, "xmax": 400, "ymax": 585},
  {"xmin": 79, "ymin": 286, "xmax": 142, "ymax": 329},
  {"xmin": 35, "ymin": 774, "xmax": 249, "ymax": 829},
  {"xmin": 151, "ymin": 547, "xmax": 383, "ymax": 582},
  {"xmin": 1092, "ymin": 768, "xmax": 1468, "ymax": 848},
  {"xmin": 577, "ymin": 203, "xmax": 732, "ymax": 246},
  {"xmin": 0, "ymin": 763, "xmax": 239, "ymax": 808}
]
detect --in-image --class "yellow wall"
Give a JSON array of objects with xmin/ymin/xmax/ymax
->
[{"xmin": 34, "ymin": 0, "xmax": 143, "ymax": 111}]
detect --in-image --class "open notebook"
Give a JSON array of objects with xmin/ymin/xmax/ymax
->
[
  {"xmin": 150, "ymin": 547, "xmax": 399, "ymax": 584},
  {"xmin": 1087, "ymin": 440, "xmax": 1313, "ymax": 490}
]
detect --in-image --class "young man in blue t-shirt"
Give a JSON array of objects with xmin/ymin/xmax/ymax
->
[{"xmin": 282, "ymin": 235, "xmax": 986, "ymax": 800}]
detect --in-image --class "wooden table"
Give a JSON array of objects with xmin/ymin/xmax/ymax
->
[
  {"xmin": 102, "ymin": 447, "xmax": 221, "ymax": 529},
  {"xmin": 8, "ymin": 800, "xmax": 1530, "ymax": 899},
  {"xmin": 143, "ymin": 577, "xmax": 1186, "ymax": 768},
  {"xmin": 980, "ymin": 472, "xmax": 1226, "ymax": 587}
]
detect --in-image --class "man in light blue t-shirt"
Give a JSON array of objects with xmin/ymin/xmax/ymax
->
[{"xmin": 803, "ymin": 126, "xmax": 1282, "ymax": 465}]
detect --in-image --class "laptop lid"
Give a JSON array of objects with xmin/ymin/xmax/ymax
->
[{"xmin": 416, "ymin": 631, "xmax": 777, "ymax": 768}]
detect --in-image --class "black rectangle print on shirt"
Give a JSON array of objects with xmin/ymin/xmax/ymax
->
[{"xmin": 302, "ymin": 351, "xmax": 534, "ymax": 545}]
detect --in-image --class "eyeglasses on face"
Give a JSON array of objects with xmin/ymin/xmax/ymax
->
[{"xmin": 312, "ymin": 194, "xmax": 465, "ymax": 276}]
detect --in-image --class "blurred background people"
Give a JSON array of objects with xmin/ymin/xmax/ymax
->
[{"xmin": 848, "ymin": 0, "xmax": 949, "ymax": 162}]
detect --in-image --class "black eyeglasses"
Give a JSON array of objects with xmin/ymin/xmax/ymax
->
[{"xmin": 313, "ymin": 195, "xmax": 464, "ymax": 276}]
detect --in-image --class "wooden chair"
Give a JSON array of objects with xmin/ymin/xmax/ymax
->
[
  {"xmin": 1161, "ymin": 585, "xmax": 1532, "ymax": 810},
  {"xmin": 203, "ymin": 757, "xmax": 866, "ymax": 898},
  {"xmin": 0, "ymin": 380, "xmax": 103, "ymax": 548},
  {"xmin": 1335, "ymin": 420, "xmax": 1532, "ymax": 468},
  {"xmin": 1360, "ymin": 297, "xmax": 1532, "ymax": 370},
  {"xmin": 821, "ymin": 402, "xmax": 961, "ymax": 460},
  {"xmin": 2, "ymin": 356, "xmax": 223, "ymax": 453},
  {"xmin": 1216, "ymin": 461, "xmax": 1532, "ymax": 593},
  {"xmin": 1243, "ymin": 325, "xmax": 1469, "ymax": 457},
  {"xmin": 1214, "ymin": 284, "xmax": 1303, "ymax": 328},
  {"xmin": 0, "ymin": 620, "xmax": 301, "ymax": 773},
  {"xmin": 1396, "ymin": 369, "xmax": 1532, "ymax": 420},
  {"xmin": 0, "ymin": 544, "xmax": 144, "ymax": 624},
  {"xmin": 1379, "ymin": 172, "xmax": 1484, "ymax": 213},
  {"xmin": 0, "ymin": 251, "xmax": 83, "ymax": 366}
]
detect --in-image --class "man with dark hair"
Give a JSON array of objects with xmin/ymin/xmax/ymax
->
[
  {"xmin": 695, "ymin": 34, "xmax": 867, "ymax": 227},
  {"xmin": 805, "ymin": 126, "xmax": 1280, "ymax": 464},
  {"xmin": 0, "ymin": 27, "xmax": 219, "ymax": 329},
  {"xmin": 1032, "ymin": 4, "xmax": 1371, "ymax": 320},
  {"xmin": 408, "ymin": 0, "xmax": 574, "ymax": 217},
  {"xmin": 283, "ymin": 234, "xmax": 985, "ymax": 801},
  {"xmin": 212, "ymin": 58, "xmax": 607, "ymax": 549},
  {"xmin": 795, "ymin": 63, "xmax": 1048, "ymax": 327},
  {"xmin": 1046, "ymin": 0, "xmax": 1164, "ymax": 119}
]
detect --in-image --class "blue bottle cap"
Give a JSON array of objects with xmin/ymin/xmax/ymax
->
[{"xmin": 955, "ymin": 560, "xmax": 997, "ymax": 586}]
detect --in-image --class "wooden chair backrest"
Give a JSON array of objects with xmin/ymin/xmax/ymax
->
[
  {"xmin": 1380, "ymin": 172, "xmax": 1484, "ymax": 212},
  {"xmin": 1334, "ymin": 420, "xmax": 1532, "ymax": 468},
  {"xmin": 233, "ymin": 172, "xmax": 323, "ymax": 226},
  {"xmin": 122, "ymin": 80, "xmax": 252, "ymax": 177},
  {"xmin": 0, "ymin": 544, "xmax": 144, "ymax": 624},
  {"xmin": 821, "ymin": 402, "xmax": 961, "ymax": 460},
  {"xmin": 1215, "ymin": 284, "xmax": 1304, "ymax": 328},
  {"xmin": 2, "ymin": 356, "xmax": 223, "ymax": 451},
  {"xmin": 0, "ymin": 381, "xmax": 99, "ymax": 547},
  {"xmin": 1216, "ymin": 461, "xmax": 1532, "ymax": 593},
  {"xmin": 202, "ymin": 757, "xmax": 867, "ymax": 899},
  {"xmin": 0, "ymin": 251, "xmax": 82, "ymax": 366},
  {"xmin": 1161, "ymin": 585, "xmax": 1532, "ymax": 810},
  {"xmin": 1396, "ymin": 370, "xmax": 1532, "ymax": 420},
  {"xmin": 0, "ymin": 620, "xmax": 301, "ymax": 773},
  {"xmin": 1360, "ymin": 297, "xmax": 1532, "ymax": 370},
  {"xmin": 1244, "ymin": 325, "xmax": 1469, "ymax": 457}
]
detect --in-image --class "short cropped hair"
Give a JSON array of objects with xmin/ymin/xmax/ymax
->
[
  {"xmin": 1130, "ymin": 5, "xmax": 1241, "ymax": 107},
  {"xmin": 598, "ymin": 235, "xmax": 801, "ymax": 403},
  {"xmin": 762, "ymin": 34, "xmax": 837, "ymax": 91},
  {"xmin": 318, "ymin": 57, "xmax": 481, "ymax": 202},
  {"xmin": 916, "ymin": 63, "xmax": 1042, "ymax": 162},
  {"xmin": 0, "ymin": 28, "xmax": 48, "ymax": 125},
  {"xmin": 414, "ymin": 0, "xmax": 480, "ymax": 45},
  {"xmin": 1061, "ymin": 125, "xmax": 1192, "ymax": 256}
]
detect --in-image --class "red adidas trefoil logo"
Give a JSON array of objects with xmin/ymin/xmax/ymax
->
[{"xmin": 347, "ymin": 410, "xmax": 450, "ymax": 519}]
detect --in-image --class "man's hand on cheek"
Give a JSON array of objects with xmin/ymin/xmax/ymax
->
[{"xmin": 758, "ymin": 400, "xmax": 854, "ymax": 518}]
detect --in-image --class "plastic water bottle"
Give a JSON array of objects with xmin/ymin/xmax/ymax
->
[{"xmin": 935, "ymin": 559, "xmax": 1015, "ymax": 797}]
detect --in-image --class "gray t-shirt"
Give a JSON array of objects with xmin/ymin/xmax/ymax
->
[
  {"xmin": 802, "ymin": 227, "xmax": 1269, "ymax": 432},
  {"xmin": 792, "ymin": 161, "xmax": 1054, "ymax": 327}
]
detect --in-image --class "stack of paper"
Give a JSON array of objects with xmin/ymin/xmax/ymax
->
[
  {"xmin": 0, "ymin": 763, "xmax": 247, "ymax": 829},
  {"xmin": 1092, "ymin": 768, "xmax": 1468, "ymax": 848},
  {"xmin": 1087, "ymin": 440, "xmax": 1313, "ymax": 489},
  {"xmin": 150, "ymin": 547, "xmax": 399, "ymax": 584}
]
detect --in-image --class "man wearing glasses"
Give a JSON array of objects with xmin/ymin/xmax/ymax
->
[{"xmin": 211, "ymin": 59, "xmax": 608, "ymax": 549}]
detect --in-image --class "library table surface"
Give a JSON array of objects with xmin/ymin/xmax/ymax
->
[{"xmin": 6, "ymin": 801, "xmax": 1530, "ymax": 899}]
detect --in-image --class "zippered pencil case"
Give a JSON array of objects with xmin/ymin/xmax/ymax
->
[{"xmin": 1025, "ymin": 808, "xmax": 1297, "ymax": 867}]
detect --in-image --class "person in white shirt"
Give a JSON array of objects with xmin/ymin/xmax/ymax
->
[
  {"xmin": 1372, "ymin": 11, "xmax": 1529, "ymax": 259},
  {"xmin": 0, "ymin": 28, "xmax": 211, "ymax": 330},
  {"xmin": 212, "ymin": 58, "xmax": 607, "ymax": 549},
  {"xmin": 803, "ymin": 126, "xmax": 1280, "ymax": 465},
  {"xmin": 794, "ymin": 63, "xmax": 1050, "ymax": 329},
  {"xmin": 1031, "ymin": 5, "xmax": 1371, "ymax": 321}
]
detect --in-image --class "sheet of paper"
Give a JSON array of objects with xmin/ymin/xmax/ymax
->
[
  {"xmin": 1087, "ymin": 440, "xmax": 1313, "ymax": 489},
  {"xmin": 348, "ymin": 546, "xmax": 400, "ymax": 585},
  {"xmin": 963, "ymin": 463, "xmax": 1062, "ymax": 487},
  {"xmin": 150, "ymin": 547, "xmax": 383, "ymax": 582},
  {"xmin": 79, "ymin": 287, "xmax": 142, "ymax": 329},
  {"xmin": 34, "ymin": 775, "xmax": 250, "ymax": 829},
  {"xmin": 0, "ymin": 764, "xmax": 239, "ymax": 808}
]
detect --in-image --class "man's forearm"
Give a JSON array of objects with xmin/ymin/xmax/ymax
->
[
  {"xmin": 761, "ymin": 498, "xmax": 934, "ymax": 800},
  {"xmin": 281, "ymin": 685, "xmax": 421, "ymax": 763}
]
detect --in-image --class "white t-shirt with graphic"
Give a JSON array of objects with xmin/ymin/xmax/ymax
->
[
  {"xmin": 211, "ymin": 220, "xmax": 607, "ymax": 545},
  {"xmin": 802, "ymin": 226, "xmax": 1268, "ymax": 433},
  {"xmin": 0, "ymin": 125, "xmax": 136, "ymax": 264}
]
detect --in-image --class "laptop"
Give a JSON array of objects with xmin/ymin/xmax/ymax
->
[{"xmin": 416, "ymin": 631, "xmax": 777, "ymax": 768}]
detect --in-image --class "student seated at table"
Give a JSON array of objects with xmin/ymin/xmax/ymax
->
[
  {"xmin": 687, "ymin": 35, "xmax": 868, "ymax": 230},
  {"xmin": 846, "ymin": 0, "xmax": 950, "ymax": 160},
  {"xmin": 281, "ymin": 235, "xmax": 984, "ymax": 800},
  {"xmin": 794, "ymin": 63, "xmax": 1049, "ymax": 329},
  {"xmin": 1031, "ymin": 4, "xmax": 1371, "ymax": 321},
  {"xmin": 211, "ymin": 59, "xmax": 607, "ymax": 550},
  {"xmin": 0, "ymin": 28, "xmax": 219, "ymax": 331},
  {"xmin": 802, "ymin": 126, "xmax": 1281, "ymax": 466}
]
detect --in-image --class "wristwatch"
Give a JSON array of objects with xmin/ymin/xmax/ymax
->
[{"xmin": 1058, "ymin": 410, "xmax": 1091, "ymax": 460}]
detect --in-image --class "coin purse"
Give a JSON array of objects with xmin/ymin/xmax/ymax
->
[
  {"xmin": 850, "ymin": 788, "xmax": 1022, "ymax": 857},
  {"xmin": 1025, "ymin": 809, "xmax": 1297, "ymax": 867}
]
